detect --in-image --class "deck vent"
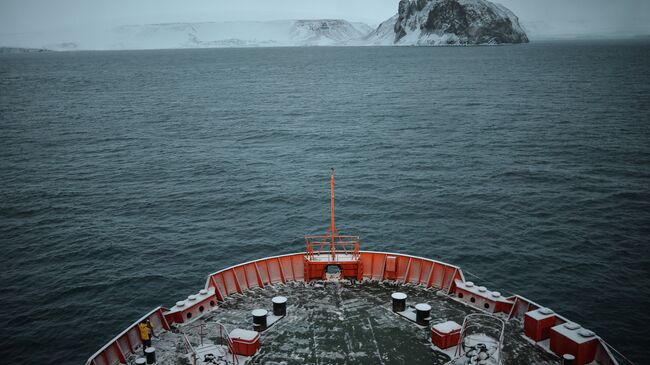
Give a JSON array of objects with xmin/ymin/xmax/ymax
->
[
  {"xmin": 491, "ymin": 291, "xmax": 501, "ymax": 298},
  {"xmin": 563, "ymin": 322, "xmax": 581, "ymax": 330},
  {"xmin": 187, "ymin": 295, "xmax": 197, "ymax": 301},
  {"xmin": 175, "ymin": 301, "xmax": 185, "ymax": 308},
  {"xmin": 465, "ymin": 282, "xmax": 474, "ymax": 287},
  {"xmin": 199, "ymin": 289, "xmax": 208, "ymax": 295},
  {"xmin": 578, "ymin": 329, "xmax": 595, "ymax": 338},
  {"xmin": 539, "ymin": 307, "xmax": 554, "ymax": 315},
  {"xmin": 478, "ymin": 286, "xmax": 487, "ymax": 292}
]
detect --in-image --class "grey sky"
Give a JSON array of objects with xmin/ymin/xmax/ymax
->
[{"xmin": 1, "ymin": 0, "xmax": 649, "ymax": 37}]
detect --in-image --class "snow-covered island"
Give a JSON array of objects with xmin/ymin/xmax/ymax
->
[{"xmin": 0, "ymin": 0, "xmax": 528, "ymax": 51}]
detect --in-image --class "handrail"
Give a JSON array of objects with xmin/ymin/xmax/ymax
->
[
  {"xmin": 181, "ymin": 333, "xmax": 197, "ymax": 365},
  {"xmin": 215, "ymin": 322, "xmax": 239, "ymax": 365},
  {"xmin": 305, "ymin": 235, "xmax": 360, "ymax": 260},
  {"xmin": 181, "ymin": 321, "xmax": 239, "ymax": 365},
  {"xmin": 601, "ymin": 338, "xmax": 635, "ymax": 365},
  {"xmin": 452, "ymin": 314, "xmax": 506, "ymax": 365}
]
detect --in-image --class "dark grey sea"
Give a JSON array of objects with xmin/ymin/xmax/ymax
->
[{"xmin": 1, "ymin": 41, "xmax": 649, "ymax": 364}]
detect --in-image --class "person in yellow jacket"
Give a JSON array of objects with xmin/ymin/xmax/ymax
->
[{"xmin": 138, "ymin": 319, "xmax": 155, "ymax": 354}]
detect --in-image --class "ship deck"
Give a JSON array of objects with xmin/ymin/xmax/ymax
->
[
  {"xmin": 87, "ymin": 175, "xmax": 629, "ymax": 365},
  {"xmin": 124, "ymin": 280, "xmax": 560, "ymax": 365}
]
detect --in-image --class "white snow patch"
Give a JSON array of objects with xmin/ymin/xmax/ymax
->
[
  {"xmin": 229, "ymin": 329, "xmax": 259, "ymax": 342},
  {"xmin": 433, "ymin": 320, "xmax": 462, "ymax": 334}
]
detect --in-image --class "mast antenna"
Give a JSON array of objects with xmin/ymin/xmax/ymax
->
[
  {"xmin": 304, "ymin": 169, "xmax": 359, "ymax": 263},
  {"xmin": 330, "ymin": 168, "xmax": 336, "ymax": 258}
]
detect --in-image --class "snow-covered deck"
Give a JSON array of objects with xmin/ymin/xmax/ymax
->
[
  {"xmin": 123, "ymin": 281, "xmax": 560, "ymax": 365},
  {"xmin": 86, "ymin": 251, "xmax": 627, "ymax": 365}
]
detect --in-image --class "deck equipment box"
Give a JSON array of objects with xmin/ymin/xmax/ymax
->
[
  {"xmin": 431, "ymin": 321, "xmax": 462, "ymax": 349},
  {"xmin": 549, "ymin": 323, "xmax": 598, "ymax": 365},
  {"xmin": 229, "ymin": 329, "xmax": 260, "ymax": 356},
  {"xmin": 524, "ymin": 307, "xmax": 556, "ymax": 342}
]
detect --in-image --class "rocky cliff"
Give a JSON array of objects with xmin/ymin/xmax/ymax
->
[{"xmin": 368, "ymin": 0, "xmax": 528, "ymax": 45}]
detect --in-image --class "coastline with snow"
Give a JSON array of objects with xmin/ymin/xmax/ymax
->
[{"xmin": 0, "ymin": 0, "xmax": 531, "ymax": 51}]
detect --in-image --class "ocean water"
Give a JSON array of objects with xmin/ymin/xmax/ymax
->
[{"xmin": 0, "ymin": 41, "xmax": 649, "ymax": 364}]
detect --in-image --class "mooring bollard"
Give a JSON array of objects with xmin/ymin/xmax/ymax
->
[
  {"xmin": 562, "ymin": 354, "xmax": 575, "ymax": 365},
  {"xmin": 252, "ymin": 309, "xmax": 268, "ymax": 331},
  {"xmin": 145, "ymin": 347, "xmax": 156, "ymax": 364},
  {"xmin": 272, "ymin": 296, "xmax": 287, "ymax": 316},
  {"xmin": 391, "ymin": 292, "xmax": 407, "ymax": 312},
  {"xmin": 415, "ymin": 303, "xmax": 431, "ymax": 326}
]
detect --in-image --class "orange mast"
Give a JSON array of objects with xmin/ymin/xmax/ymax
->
[
  {"xmin": 330, "ymin": 168, "xmax": 336, "ymax": 259},
  {"xmin": 304, "ymin": 170, "xmax": 359, "ymax": 262}
]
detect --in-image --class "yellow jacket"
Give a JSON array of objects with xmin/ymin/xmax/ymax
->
[{"xmin": 138, "ymin": 322, "xmax": 153, "ymax": 340}]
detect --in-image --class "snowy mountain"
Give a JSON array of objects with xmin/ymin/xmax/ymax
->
[
  {"xmin": 367, "ymin": 0, "xmax": 528, "ymax": 45},
  {"xmin": 0, "ymin": 1, "xmax": 530, "ymax": 51},
  {"xmin": 0, "ymin": 20, "xmax": 372, "ymax": 51}
]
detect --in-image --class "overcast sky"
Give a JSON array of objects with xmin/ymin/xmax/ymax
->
[{"xmin": 1, "ymin": 0, "xmax": 649, "ymax": 37}]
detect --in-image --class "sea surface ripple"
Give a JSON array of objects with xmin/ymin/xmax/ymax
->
[{"xmin": 0, "ymin": 41, "xmax": 649, "ymax": 364}]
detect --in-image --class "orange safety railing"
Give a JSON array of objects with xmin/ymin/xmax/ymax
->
[{"xmin": 304, "ymin": 234, "xmax": 360, "ymax": 260}]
